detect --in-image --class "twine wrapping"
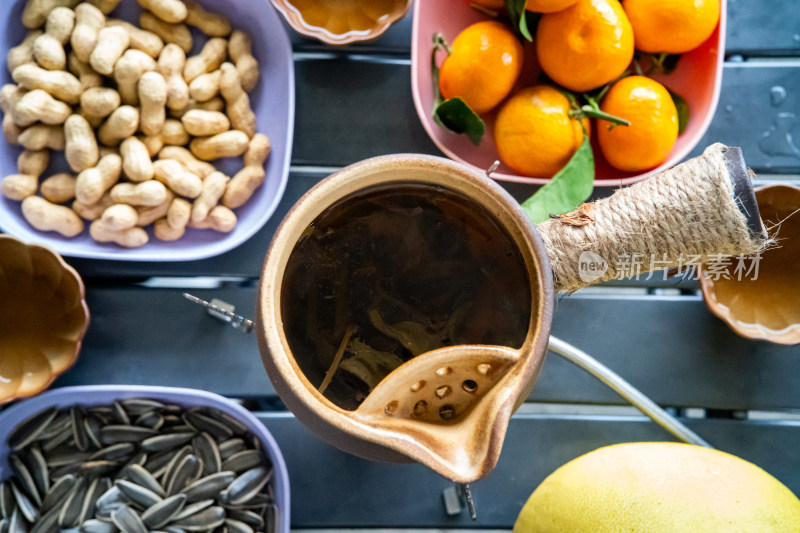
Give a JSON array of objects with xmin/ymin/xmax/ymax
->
[{"xmin": 537, "ymin": 143, "xmax": 768, "ymax": 292}]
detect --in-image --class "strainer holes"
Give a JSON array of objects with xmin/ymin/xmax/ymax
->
[
  {"xmin": 462, "ymin": 379, "xmax": 478, "ymax": 393},
  {"xmin": 436, "ymin": 366, "xmax": 452, "ymax": 377},
  {"xmin": 413, "ymin": 400, "xmax": 428, "ymax": 417},
  {"xmin": 439, "ymin": 405, "xmax": 455, "ymax": 420},
  {"xmin": 384, "ymin": 401, "xmax": 398, "ymax": 416}
]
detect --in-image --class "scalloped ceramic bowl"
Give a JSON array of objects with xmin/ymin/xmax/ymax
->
[
  {"xmin": 271, "ymin": 0, "xmax": 411, "ymax": 45},
  {"xmin": 0, "ymin": 235, "xmax": 89, "ymax": 403},
  {"xmin": 700, "ymin": 184, "xmax": 800, "ymax": 345},
  {"xmin": 411, "ymin": 0, "xmax": 726, "ymax": 186},
  {"xmin": 0, "ymin": 385, "xmax": 291, "ymax": 533},
  {"xmin": 0, "ymin": 0, "xmax": 294, "ymax": 261}
]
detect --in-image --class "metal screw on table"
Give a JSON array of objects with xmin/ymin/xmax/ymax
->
[{"xmin": 183, "ymin": 293, "xmax": 254, "ymax": 333}]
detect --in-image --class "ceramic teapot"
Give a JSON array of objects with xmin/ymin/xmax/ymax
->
[{"xmin": 257, "ymin": 143, "xmax": 765, "ymax": 482}]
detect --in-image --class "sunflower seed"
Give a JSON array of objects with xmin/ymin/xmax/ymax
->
[
  {"xmin": 224, "ymin": 519, "xmax": 253, "ymax": 533},
  {"xmin": 45, "ymin": 448, "xmax": 90, "ymax": 468},
  {"xmin": 204, "ymin": 409, "xmax": 249, "ymax": 437},
  {"xmin": 95, "ymin": 486, "xmax": 129, "ymax": 517},
  {"xmin": 120, "ymin": 451, "xmax": 148, "ymax": 473},
  {"xmin": 227, "ymin": 510, "xmax": 263, "ymax": 530},
  {"xmin": 141, "ymin": 433, "xmax": 195, "ymax": 453},
  {"xmin": 220, "ymin": 451, "xmax": 262, "ymax": 474},
  {"xmin": 9, "ymin": 406, "xmax": 58, "ymax": 451},
  {"xmin": 30, "ymin": 505, "xmax": 60, "ymax": 533},
  {"xmin": 264, "ymin": 503, "xmax": 278, "ymax": 533},
  {"xmin": 87, "ymin": 405, "xmax": 113, "ymax": 421},
  {"xmin": 171, "ymin": 506, "xmax": 225, "ymax": 531},
  {"xmin": 159, "ymin": 447, "xmax": 190, "ymax": 486},
  {"xmin": 166, "ymin": 455, "xmax": 202, "ymax": 496},
  {"xmin": 0, "ymin": 518, "xmax": 8, "ymax": 533},
  {"xmin": 141, "ymin": 494, "xmax": 186, "ymax": 529},
  {"xmin": 89, "ymin": 443, "xmax": 136, "ymax": 463},
  {"xmin": 144, "ymin": 450, "xmax": 177, "ymax": 477},
  {"xmin": 163, "ymin": 527, "xmax": 186, "ymax": 533},
  {"xmin": 218, "ymin": 440, "xmax": 245, "ymax": 461},
  {"xmin": 110, "ymin": 505, "xmax": 146, "ymax": 533},
  {"xmin": 41, "ymin": 474, "xmax": 75, "ymax": 512},
  {"xmin": 40, "ymin": 429, "xmax": 73, "ymax": 453},
  {"xmin": 10, "ymin": 481, "xmax": 38, "ymax": 523},
  {"xmin": 115, "ymin": 480, "xmax": 162, "ymax": 509},
  {"xmin": 36, "ymin": 412, "xmax": 71, "ymax": 442},
  {"xmin": 183, "ymin": 412, "xmax": 232, "ymax": 442},
  {"xmin": 80, "ymin": 519, "xmax": 119, "ymax": 533},
  {"xmin": 10, "ymin": 455, "xmax": 41, "ymax": 507},
  {"xmin": 192, "ymin": 433, "xmax": 221, "ymax": 476},
  {"xmin": 111, "ymin": 402, "xmax": 131, "ymax": 426},
  {"xmin": 224, "ymin": 467, "xmax": 271, "ymax": 507},
  {"xmin": 8, "ymin": 508, "xmax": 26, "ymax": 533},
  {"xmin": 100, "ymin": 426, "xmax": 158, "ymax": 445},
  {"xmin": 170, "ymin": 499, "xmax": 214, "ymax": 522},
  {"xmin": 162, "ymin": 426, "xmax": 194, "ymax": 435},
  {"xmin": 78, "ymin": 461, "xmax": 119, "ymax": 478},
  {"xmin": 0, "ymin": 483, "xmax": 13, "ymax": 520},
  {"xmin": 58, "ymin": 477, "xmax": 88, "ymax": 528},
  {"xmin": 120, "ymin": 399, "xmax": 166, "ymax": 416},
  {"xmin": 134, "ymin": 412, "xmax": 164, "ymax": 431},
  {"xmin": 84, "ymin": 415, "xmax": 104, "ymax": 450},
  {"xmin": 78, "ymin": 478, "xmax": 104, "ymax": 525},
  {"xmin": 22, "ymin": 446, "xmax": 49, "ymax": 498},
  {"xmin": 124, "ymin": 465, "xmax": 165, "ymax": 498},
  {"xmin": 70, "ymin": 407, "xmax": 90, "ymax": 452},
  {"xmin": 181, "ymin": 472, "xmax": 235, "ymax": 503}
]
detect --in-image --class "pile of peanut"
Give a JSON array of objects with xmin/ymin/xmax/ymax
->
[{"xmin": 0, "ymin": 0, "xmax": 270, "ymax": 248}]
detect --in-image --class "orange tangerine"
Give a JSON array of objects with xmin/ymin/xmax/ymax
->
[
  {"xmin": 623, "ymin": 0, "xmax": 720, "ymax": 54},
  {"xmin": 439, "ymin": 21, "xmax": 524, "ymax": 115},
  {"xmin": 494, "ymin": 85, "xmax": 589, "ymax": 178},
  {"xmin": 598, "ymin": 75, "xmax": 678, "ymax": 172},
  {"xmin": 536, "ymin": 0, "xmax": 634, "ymax": 92}
]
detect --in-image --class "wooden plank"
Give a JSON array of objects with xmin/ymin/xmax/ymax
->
[
  {"xmin": 293, "ymin": 60, "xmax": 800, "ymax": 174},
  {"xmin": 58, "ymin": 287, "xmax": 800, "ymax": 411},
  {"xmin": 53, "ymin": 287, "xmax": 275, "ymax": 397},
  {"xmin": 257, "ymin": 412, "xmax": 800, "ymax": 528},
  {"xmin": 726, "ymin": 0, "xmax": 800, "ymax": 56},
  {"xmin": 690, "ymin": 63, "xmax": 800, "ymax": 173}
]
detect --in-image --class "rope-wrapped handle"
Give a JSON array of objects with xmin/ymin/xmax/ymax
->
[{"xmin": 537, "ymin": 143, "xmax": 768, "ymax": 292}]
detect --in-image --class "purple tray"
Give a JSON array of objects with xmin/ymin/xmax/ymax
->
[
  {"xmin": 0, "ymin": 0, "xmax": 295, "ymax": 261},
  {"xmin": 0, "ymin": 385, "xmax": 290, "ymax": 533}
]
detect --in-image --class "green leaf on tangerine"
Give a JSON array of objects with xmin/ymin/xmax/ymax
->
[
  {"xmin": 433, "ymin": 97, "xmax": 486, "ymax": 145},
  {"xmin": 520, "ymin": 135, "xmax": 595, "ymax": 224},
  {"xmin": 669, "ymin": 89, "xmax": 690, "ymax": 134}
]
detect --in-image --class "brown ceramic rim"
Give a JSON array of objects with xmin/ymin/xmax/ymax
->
[
  {"xmin": 699, "ymin": 183, "xmax": 800, "ymax": 345},
  {"xmin": 270, "ymin": 0, "xmax": 412, "ymax": 45},
  {"xmin": 257, "ymin": 154, "xmax": 553, "ymax": 481},
  {"xmin": 0, "ymin": 234, "xmax": 90, "ymax": 404}
]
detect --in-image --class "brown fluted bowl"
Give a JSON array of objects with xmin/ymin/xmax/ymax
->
[
  {"xmin": 0, "ymin": 235, "xmax": 89, "ymax": 403},
  {"xmin": 700, "ymin": 184, "xmax": 800, "ymax": 345},
  {"xmin": 270, "ymin": 0, "xmax": 411, "ymax": 45}
]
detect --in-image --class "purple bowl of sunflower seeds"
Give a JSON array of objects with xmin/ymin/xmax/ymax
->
[{"xmin": 0, "ymin": 385, "xmax": 289, "ymax": 533}]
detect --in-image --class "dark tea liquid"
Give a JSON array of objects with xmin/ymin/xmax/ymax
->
[{"xmin": 280, "ymin": 182, "xmax": 532, "ymax": 410}]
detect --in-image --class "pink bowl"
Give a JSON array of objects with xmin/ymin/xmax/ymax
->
[{"xmin": 410, "ymin": 0, "xmax": 726, "ymax": 186}]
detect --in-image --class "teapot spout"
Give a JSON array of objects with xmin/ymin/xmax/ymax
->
[{"xmin": 355, "ymin": 344, "xmax": 523, "ymax": 482}]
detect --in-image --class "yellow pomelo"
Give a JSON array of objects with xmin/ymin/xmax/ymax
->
[{"xmin": 514, "ymin": 442, "xmax": 800, "ymax": 532}]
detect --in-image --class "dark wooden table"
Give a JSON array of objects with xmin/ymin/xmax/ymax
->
[{"xmin": 15, "ymin": 0, "xmax": 800, "ymax": 529}]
